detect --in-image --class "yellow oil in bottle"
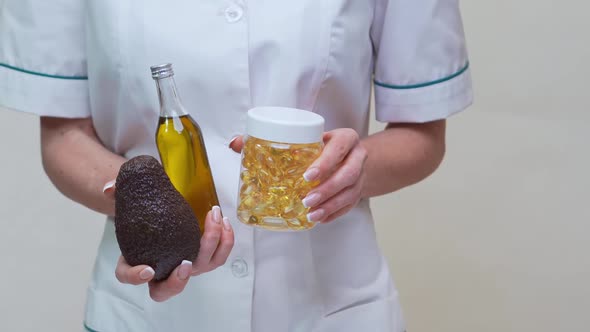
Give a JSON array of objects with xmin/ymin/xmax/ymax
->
[
  {"xmin": 237, "ymin": 136, "xmax": 322, "ymax": 231},
  {"xmin": 156, "ymin": 114, "xmax": 219, "ymax": 231}
]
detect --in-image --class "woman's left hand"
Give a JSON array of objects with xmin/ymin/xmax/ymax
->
[{"xmin": 230, "ymin": 128, "xmax": 368, "ymax": 223}]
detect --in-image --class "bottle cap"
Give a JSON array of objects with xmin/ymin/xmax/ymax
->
[
  {"xmin": 246, "ymin": 107, "xmax": 325, "ymax": 144},
  {"xmin": 151, "ymin": 63, "xmax": 174, "ymax": 79}
]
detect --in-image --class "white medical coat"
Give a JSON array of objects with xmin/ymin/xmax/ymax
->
[{"xmin": 0, "ymin": 1, "xmax": 472, "ymax": 331}]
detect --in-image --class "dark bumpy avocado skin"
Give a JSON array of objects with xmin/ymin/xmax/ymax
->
[{"xmin": 115, "ymin": 155, "xmax": 201, "ymax": 281}]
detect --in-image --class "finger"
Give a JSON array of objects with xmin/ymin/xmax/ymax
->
[
  {"xmin": 302, "ymin": 144, "xmax": 367, "ymax": 209},
  {"xmin": 306, "ymin": 182, "xmax": 361, "ymax": 223},
  {"xmin": 321, "ymin": 203, "xmax": 356, "ymax": 224},
  {"xmin": 229, "ymin": 135, "xmax": 244, "ymax": 153},
  {"xmin": 304, "ymin": 129, "xmax": 359, "ymax": 182},
  {"xmin": 103, "ymin": 179, "xmax": 116, "ymax": 200},
  {"xmin": 149, "ymin": 260, "xmax": 192, "ymax": 302},
  {"xmin": 115, "ymin": 256, "xmax": 155, "ymax": 285},
  {"xmin": 209, "ymin": 217, "xmax": 235, "ymax": 267},
  {"xmin": 193, "ymin": 208, "xmax": 223, "ymax": 273}
]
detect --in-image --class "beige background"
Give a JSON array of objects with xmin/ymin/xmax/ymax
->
[{"xmin": 1, "ymin": 1, "xmax": 589, "ymax": 331}]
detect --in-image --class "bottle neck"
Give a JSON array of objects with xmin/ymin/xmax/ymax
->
[{"xmin": 155, "ymin": 76, "xmax": 188, "ymax": 118}]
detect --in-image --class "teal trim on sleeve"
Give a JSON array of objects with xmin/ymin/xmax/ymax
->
[
  {"xmin": 83, "ymin": 322, "xmax": 99, "ymax": 332},
  {"xmin": 374, "ymin": 61, "xmax": 469, "ymax": 90},
  {"xmin": 0, "ymin": 62, "xmax": 88, "ymax": 80}
]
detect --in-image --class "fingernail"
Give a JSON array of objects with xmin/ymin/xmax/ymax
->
[
  {"xmin": 307, "ymin": 209, "xmax": 325, "ymax": 223},
  {"xmin": 303, "ymin": 168, "xmax": 319, "ymax": 182},
  {"xmin": 178, "ymin": 260, "xmax": 192, "ymax": 280},
  {"xmin": 102, "ymin": 180, "xmax": 116, "ymax": 193},
  {"xmin": 228, "ymin": 135, "xmax": 239, "ymax": 149},
  {"xmin": 139, "ymin": 267, "xmax": 155, "ymax": 280},
  {"xmin": 302, "ymin": 193, "xmax": 321, "ymax": 208},
  {"xmin": 212, "ymin": 206, "xmax": 222, "ymax": 224},
  {"xmin": 222, "ymin": 217, "xmax": 231, "ymax": 231}
]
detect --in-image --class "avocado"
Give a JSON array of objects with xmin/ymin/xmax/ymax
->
[{"xmin": 114, "ymin": 155, "xmax": 201, "ymax": 281}]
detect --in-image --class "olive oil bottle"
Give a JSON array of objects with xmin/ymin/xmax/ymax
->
[{"xmin": 151, "ymin": 63, "xmax": 219, "ymax": 231}]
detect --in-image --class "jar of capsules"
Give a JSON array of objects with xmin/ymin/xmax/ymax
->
[{"xmin": 237, "ymin": 107, "xmax": 325, "ymax": 231}]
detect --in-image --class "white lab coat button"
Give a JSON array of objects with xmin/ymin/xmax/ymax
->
[
  {"xmin": 224, "ymin": 5, "xmax": 243, "ymax": 23},
  {"xmin": 231, "ymin": 258, "xmax": 248, "ymax": 278}
]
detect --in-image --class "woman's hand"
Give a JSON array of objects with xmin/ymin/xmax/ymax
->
[
  {"xmin": 229, "ymin": 128, "xmax": 368, "ymax": 223},
  {"xmin": 300, "ymin": 129, "xmax": 368, "ymax": 223},
  {"xmin": 106, "ymin": 185, "xmax": 234, "ymax": 302}
]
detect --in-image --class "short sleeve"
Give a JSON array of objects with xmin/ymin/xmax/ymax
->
[
  {"xmin": 0, "ymin": 0, "xmax": 90, "ymax": 117},
  {"xmin": 371, "ymin": 0, "xmax": 473, "ymax": 123}
]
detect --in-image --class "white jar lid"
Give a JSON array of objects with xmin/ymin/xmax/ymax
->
[{"xmin": 246, "ymin": 107, "xmax": 325, "ymax": 144}]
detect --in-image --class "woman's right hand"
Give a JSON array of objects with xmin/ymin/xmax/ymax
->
[{"xmin": 105, "ymin": 182, "xmax": 234, "ymax": 302}]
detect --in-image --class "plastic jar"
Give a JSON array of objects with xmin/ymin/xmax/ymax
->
[{"xmin": 237, "ymin": 107, "xmax": 325, "ymax": 231}]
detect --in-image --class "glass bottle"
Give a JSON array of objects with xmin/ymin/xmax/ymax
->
[{"xmin": 151, "ymin": 63, "xmax": 219, "ymax": 232}]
